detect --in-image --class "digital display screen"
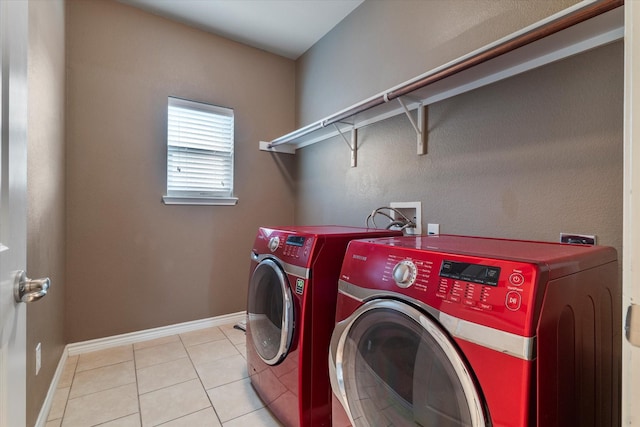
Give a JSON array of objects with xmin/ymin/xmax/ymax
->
[
  {"xmin": 286, "ymin": 236, "xmax": 306, "ymax": 247},
  {"xmin": 439, "ymin": 260, "xmax": 500, "ymax": 286}
]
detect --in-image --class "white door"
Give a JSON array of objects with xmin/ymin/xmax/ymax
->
[
  {"xmin": 0, "ymin": 0, "xmax": 28, "ymax": 426},
  {"xmin": 623, "ymin": 0, "xmax": 640, "ymax": 425}
]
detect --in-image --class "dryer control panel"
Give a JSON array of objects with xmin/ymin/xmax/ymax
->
[
  {"xmin": 435, "ymin": 259, "xmax": 532, "ymax": 315},
  {"xmin": 358, "ymin": 250, "xmax": 538, "ymax": 336},
  {"xmin": 339, "ymin": 235, "xmax": 615, "ymax": 337},
  {"xmin": 439, "ymin": 261, "xmax": 501, "ymax": 286}
]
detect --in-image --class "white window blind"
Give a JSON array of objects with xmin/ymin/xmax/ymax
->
[{"xmin": 163, "ymin": 97, "xmax": 237, "ymax": 205}]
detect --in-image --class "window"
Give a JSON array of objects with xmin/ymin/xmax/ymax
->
[{"xmin": 162, "ymin": 97, "xmax": 237, "ymax": 205}]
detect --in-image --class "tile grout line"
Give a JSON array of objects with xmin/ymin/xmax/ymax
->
[
  {"xmin": 57, "ymin": 355, "xmax": 78, "ymax": 425},
  {"xmin": 47, "ymin": 323, "xmax": 256, "ymax": 426},
  {"xmin": 133, "ymin": 343, "xmax": 144, "ymax": 427},
  {"xmin": 64, "ymin": 345, "xmax": 138, "ymax": 426},
  {"xmin": 179, "ymin": 329, "xmax": 225, "ymax": 426},
  {"xmin": 66, "ymin": 360, "xmax": 136, "ymax": 400},
  {"xmin": 136, "ymin": 354, "xmax": 190, "ymax": 373},
  {"xmin": 66, "ymin": 380, "xmax": 138, "ymax": 401}
]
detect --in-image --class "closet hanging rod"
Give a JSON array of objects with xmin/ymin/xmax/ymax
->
[{"xmin": 268, "ymin": 0, "xmax": 622, "ymax": 149}]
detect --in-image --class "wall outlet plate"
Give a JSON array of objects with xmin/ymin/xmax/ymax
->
[
  {"xmin": 560, "ymin": 233, "xmax": 596, "ymax": 245},
  {"xmin": 427, "ymin": 223, "xmax": 440, "ymax": 235},
  {"xmin": 389, "ymin": 202, "xmax": 422, "ymax": 235}
]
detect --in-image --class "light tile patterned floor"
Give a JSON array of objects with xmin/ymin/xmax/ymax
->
[{"xmin": 45, "ymin": 323, "xmax": 283, "ymax": 427}]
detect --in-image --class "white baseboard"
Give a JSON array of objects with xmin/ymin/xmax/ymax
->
[
  {"xmin": 35, "ymin": 311, "xmax": 247, "ymax": 426},
  {"xmin": 34, "ymin": 347, "xmax": 68, "ymax": 427},
  {"xmin": 67, "ymin": 311, "xmax": 246, "ymax": 356}
]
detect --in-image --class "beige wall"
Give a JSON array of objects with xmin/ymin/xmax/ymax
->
[
  {"xmin": 65, "ymin": 0, "xmax": 296, "ymax": 342},
  {"xmin": 296, "ymin": 0, "xmax": 578, "ymax": 126},
  {"xmin": 296, "ymin": 41, "xmax": 623, "ymax": 255},
  {"xmin": 27, "ymin": 0, "xmax": 66, "ymax": 425}
]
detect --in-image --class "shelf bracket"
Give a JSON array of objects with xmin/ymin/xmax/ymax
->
[
  {"xmin": 259, "ymin": 140, "xmax": 296, "ymax": 154},
  {"xmin": 333, "ymin": 123, "xmax": 357, "ymax": 167},
  {"xmin": 397, "ymin": 97, "xmax": 427, "ymax": 155}
]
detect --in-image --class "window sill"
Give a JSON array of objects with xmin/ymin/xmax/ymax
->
[{"xmin": 162, "ymin": 196, "xmax": 238, "ymax": 206}]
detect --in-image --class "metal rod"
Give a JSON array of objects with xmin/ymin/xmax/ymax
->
[
  {"xmin": 387, "ymin": 0, "xmax": 624, "ymax": 100},
  {"xmin": 277, "ymin": 0, "xmax": 621, "ymax": 143}
]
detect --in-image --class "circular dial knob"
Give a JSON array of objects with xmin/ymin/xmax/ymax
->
[
  {"xmin": 392, "ymin": 260, "xmax": 417, "ymax": 288},
  {"xmin": 268, "ymin": 237, "xmax": 280, "ymax": 252}
]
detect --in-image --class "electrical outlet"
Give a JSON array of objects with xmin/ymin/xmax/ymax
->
[
  {"xmin": 36, "ymin": 342, "xmax": 41, "ymax": 375},
  {"xmin": 390, "ymin": 202, "xmax": 422, "ymax": 235},
  {"xmin": 560, "ymin": 233, "xmax": 596, "ymax": 245},
  {"xmin": 427, "ymin": 223, "xmax": 440, "ymax": 235}
]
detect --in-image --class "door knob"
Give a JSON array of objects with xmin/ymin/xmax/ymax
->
[
  {"xmin": 14, "ymin": 270, "xmax": 50, "ymax": 303},
  {"xmin": 626, "ymin": 304, "xmax": 640, "ymax": 347}
]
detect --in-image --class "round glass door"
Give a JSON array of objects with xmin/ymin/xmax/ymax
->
[
  {"xmin": 336, "ymin": 300, "xmax": 487, "ymax": 427},
  {"xmin": 247, "ymin": 258, "xmax": 294, "ymax": 365}
]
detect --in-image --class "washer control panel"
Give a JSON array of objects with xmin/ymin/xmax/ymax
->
[{"xmin": 256, "ymin": 229, "xmax": 315, "ymax": 267}]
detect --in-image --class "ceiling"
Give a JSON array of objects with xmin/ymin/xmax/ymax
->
[{"xmin": 118, "ymin": 0, "xmax": 365, "ymax": 59}]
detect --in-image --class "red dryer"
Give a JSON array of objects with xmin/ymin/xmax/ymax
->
[
  {"xmin": 329, "ymin": 235, "xmax": 621, "ymax": 427},
  {"xmin": 246, "ymin": 226, "xmax": 401, "ymax": 427}
]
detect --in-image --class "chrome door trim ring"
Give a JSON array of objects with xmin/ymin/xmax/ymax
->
[
  {"xmin": 338, "ymin": 279, "xmax": 536, "ymax": 361},
  {"xmin": 250, "ymin": 252, "xmax": 310, "ymax": 279},
  {"xmin": 330, "ymin": 299, "xmax": 488, "ymax": 427},
  {"xmin": 249, "ymin": 258, "xmax": 294, "ymax": 365}
]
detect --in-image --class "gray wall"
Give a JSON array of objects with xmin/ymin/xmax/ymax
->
[
  {"xmin": 296, "ymin": 0, "xmax": 578, "ymax": 126},
  {"xmin": 296, "ymin": 41, "xmax": 623, "ymax": 254},
  {"xmin": 27, "ymin": 0, "xmax": 66, "ymax": 425},
  {"xmin": 27, "ymin": 1, "xmax": 622, "ymax": 422},
  {"xmin": 65, "ymin": 0, "xmax": 296, "ymax": 342}
]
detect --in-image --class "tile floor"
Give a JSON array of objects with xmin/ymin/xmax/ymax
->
[{"xmin": 45, "ymin": 323, "xmax": 284, "ymax": 427}]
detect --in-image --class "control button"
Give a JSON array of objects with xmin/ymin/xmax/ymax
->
[
  {"xmin": 505, "ymin": 291, "xmax": 522, "ymax": 311},
  {"xmin": 463, "ymin": 299, "xmax": 476, "ymax": 307},
  {"xmin": 268, "ymin": 237, "xmax": 280, "ymax": 252},
  {"xmin": 478, "ymin": 303, "xmax": 492, "ymax": 311},
  {"xmin": 509, "ymin": 273, "xmax": 525, "ymax": 286},
  {"xmin": 392, "ymin": 260, "xmax": 417, "ymax": 288}
]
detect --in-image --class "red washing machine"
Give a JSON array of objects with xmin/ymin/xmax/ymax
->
[
  {"xmin": 246, "ymin": 226, "xmax": 401, "ymax": 427},
  {"xmin": 329, "ymin": 235, "xmax": 621, "ymax": 427}
]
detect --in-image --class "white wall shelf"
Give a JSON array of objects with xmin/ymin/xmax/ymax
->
[{"xmin": 259, "ymin": 1, "xmax": 623, "ymax": 158}]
